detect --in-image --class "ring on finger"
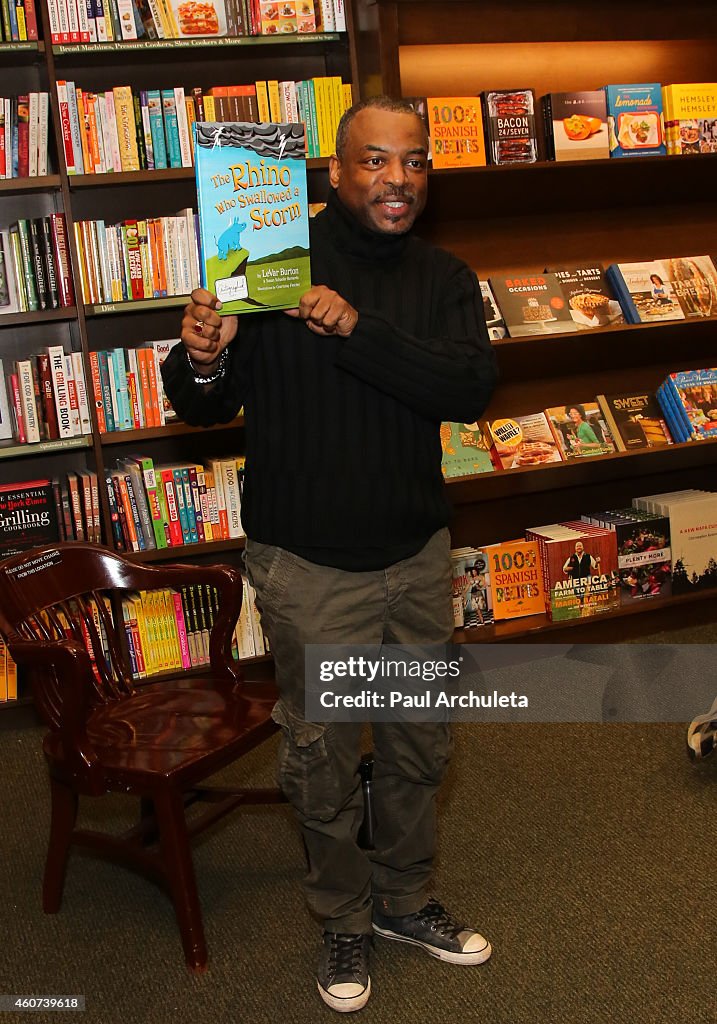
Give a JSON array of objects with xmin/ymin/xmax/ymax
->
[{"xmin": 193, "ymin": 320, "xmax": 204, "ymax": 336}]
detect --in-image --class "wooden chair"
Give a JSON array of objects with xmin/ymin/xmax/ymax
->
[{"xmin": 0, "ymin": 542, "xmax": 283, "ymax": 972}]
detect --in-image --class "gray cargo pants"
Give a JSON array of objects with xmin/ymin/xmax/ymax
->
[{"xmin": 243, "ymin": 527, "xmax": 454, "ymax": 934}]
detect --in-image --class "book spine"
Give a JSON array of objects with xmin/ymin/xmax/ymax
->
[
  {"xmin": 35, "ymin": 354, "xmax": 59, "ymax": 439},
  {"xmin": 15, "ymin": 219, "xmax": 38, "ymax": 309},
  {"xmin": 71, "ymin": 350, "xmax": 91, "ymax": 434},
  {"xmin": 16, "ymin": 359, "xmax": 41, "ymax": 442},
  {"xmin": 50, "ymin": 213, "xmax": 75, "ymax": 307},
  {"xmin": 105, "ymin": 471, "xmax": 125, "ymax": 549},
  {"xmin": 64, "ymin": 354, "xmax": 81, "ymax": 435},
  {"xmin": 96, "ymin": 350, "xmax": 116, "ymax": 432},
  {"xmin": 28, "ymin": 217, "xmax": 47, "ymax": 309}
]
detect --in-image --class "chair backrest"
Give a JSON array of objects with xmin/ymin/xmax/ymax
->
[{"xmin": 0, "ymin": 543, "xmax": 244, "ymax": 732}]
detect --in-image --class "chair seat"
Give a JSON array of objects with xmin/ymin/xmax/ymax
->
[{"xmin": 45, "ymin": 677, "xmax": 279, "ymax": 784}]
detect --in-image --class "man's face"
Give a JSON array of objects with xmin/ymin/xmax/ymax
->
[
  {"xmin": 575, "ymin": 542, "xmax": 585, "ymax": 557},
  {"xmin": 329, "ymin": 108, "xmax": 428, "ymax": 235}
]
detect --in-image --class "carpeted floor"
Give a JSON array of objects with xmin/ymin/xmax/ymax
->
[{"xmin": 1, "ymin": 701, "xmax": 715, "ymax": 1024}]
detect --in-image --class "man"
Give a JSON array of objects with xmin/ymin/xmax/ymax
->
[
  {"xmin": 562, "ymin": 540, "xmax": 600, "ymax": 581},
  {"xmin": 162, "ymin": 96, "xmax": 498, "ymax": 1013}
]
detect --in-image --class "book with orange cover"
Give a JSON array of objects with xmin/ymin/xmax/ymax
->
[
  {"xmin": 426, "ymin": 97, "xmax": 486, "ymax": 169},
  {"xmin": 486, "ymin": 538, "xmax": 545, "ymax": 619}
]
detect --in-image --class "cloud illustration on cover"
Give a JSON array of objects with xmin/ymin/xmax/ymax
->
[{"xmin": 195, "ymin": 122, "xmax": 306, "ymax": 159}]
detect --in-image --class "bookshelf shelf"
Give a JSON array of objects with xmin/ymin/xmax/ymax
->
[
  {"xmin": 0, "ymin": 436, "xmax": 93, "ymax": 461},
  {"xmin": 99, "ymin": 416, "xmax": 244, "ymax": 446},
  {"xmin": 52, "ymin": 33, "xmax": 342, "ymax": 56},
  {"xmin": 127, "ymin": 538, "xmax": 246, "ymax": 563},
  {"xmin": 0, "ymin": 175, "xmax": 62, "ymax": 194},
  {"xmin": 68, "ymin": 158, "xmax": 331, "ymax": 188},
  {"xmin": 0, "ymin": 307, "xmax": 78, "ymax": 329},
  {"xmin": 446, "ymin": 437, "xmax": 717, "ymax": 506},
  {"xmin": 83, "ymin": 296, "xmax": 190, "ymax": 316},
  {"xmin": 455, "ymin": 586, "xmax": 717, "ymax": 645},
  {"xmin": 0, "ymin": 41, "xmax": 42, "ymax": 56}
]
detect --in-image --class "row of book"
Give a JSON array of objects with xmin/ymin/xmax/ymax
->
[
  {"xmin": 0, "ymin": 215, "xmax": 74, "ymax": 313},
  {"xmin": 0, "ymin": 349, "xmax": 91, "ymax": 446},
  {"xmin": 0, "ymin": 472, "xmax": 100, "ymax": 566},
  {"xmin": 453, "ymin": 488, "xmax": 717, "ymax": 626},
  {"xmin": 59, "ymin": 75, "xmax": 351, "ymax": 175},
  {"xmin": 0, "ymin": 93, "xmax": 51, "ymax": 178},
  {"xmin": 43, "ymin": 0, "xmax": 346, "ymax": 43},
  {"xmin": 122, "ymin": 579, "xmax": 267, "ymax": 680},
  {"xmin": 0, "ymin": 0, "xmax": 38, "ymax": 40},
  {"xmin": 0, "ymin": 636, "xmax": 18, "ymax": 703},
  {"xmin": 657, "ymin": 368, "xmax": 717, "ymax": 443},
  {"xmin": 73, "ymin": 211, "xmax": 199, "ymax": 305},
  {"xmin": 89, "ymin": 340, "xmax": 179, "ymax": 433},
  {"xmin": 481, "ymin": 254, "xmax": 717, "ymax": 340},
  {"xmin": 107, "ymin": 455, "xmax": 246, "ymax": 553},
  {"xmin": 411, "ymin": 83, "xmax": 717, "ymax": 170},
  {"xmin": 440, "ymin": 390, "xmax": 672, "ymax": 480}
]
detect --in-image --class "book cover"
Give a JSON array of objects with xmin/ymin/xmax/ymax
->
[
  {"xmin": 0, "ymin": 479, "xmax": 59, "ymax": 558},
  {"xmin": 587, "ymin": 510, "xmax": 672, "ymax": 603},
  {"xmin": 489, "ymin": 272, "xmax": 575, "ymax": 336},
  {"xmin": 662, "ymin": 83, "xmax": 717, "ymax": 154},
  {"xmin": 666, "ymin": 493, "xmax": 717, "ymax": 594},
  {"xmin": 607, "ymin": 260, "xmax": 685, "ymax": 324},
  {"xmin": 165, "ymin": 0, "xmax": 227, "ymax": 34},
  {"xmin": 527, "ymin": 524, "xmax": 620, "ymax": 621},
  {"xmin": 669, "ymin": 367, "xmax": 717, "ymax": 440},
  {"xmin": 486, "ymin": 538, "xmax": 544, "ymax": 619},
  {"xmin": 450, "ymin": 547, "xmax": 493, "ymax": 627},
  {"xmin": 194, "ymin": 121, "xmax": 310, "ymax": 314},
  {"xmin": 479, "ymin": 280, "xmax": 506, "ymax": 340},
  {"xmin": 597, "ymin": 391, "xmax": 673, "ymax": 451},
  {"xmin": 603, "ymin": 83, "xmax": 666, "ymax": 158},
  {"xmin": 481, "ymin": 89, "xmax": 538, "ymax": 164},
  {"xmin": 545, "ymin": 401, "xmax": 617, "ymax": 459},
  {"xmin": 440, "ymin": 421, "xmax": 494, "ymax": 478},
  {"xmin": 485, "ymin": 412, "xmax": 563, "ymax": 470},
  {"xmin": 543, "ymin": 90, "xmax": 609, "ymax": 161},
  {"xmin": 662, "ymin": 255, "xmax": 717, "ymax": 320},
  {"xmin": 547, "ymin": 264, "xmax": 624, "ymax": 328},
  {"xmin": 425, "ymin": 97, "xmax": 486, "ymax": 169}
]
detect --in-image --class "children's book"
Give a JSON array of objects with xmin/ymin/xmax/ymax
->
[{"xmin": 194, "ymin": 121, "xmax": 311, "ymax": 314}]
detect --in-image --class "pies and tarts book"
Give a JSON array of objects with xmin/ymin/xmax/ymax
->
[{"xmin": 194, "ymin": 121, "xmax": 311, "ymax": 314}]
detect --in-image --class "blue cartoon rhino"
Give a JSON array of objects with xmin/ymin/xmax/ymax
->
[{"xmin": 216, "ymin": 218, "xmax": 247, "ymax": 261}]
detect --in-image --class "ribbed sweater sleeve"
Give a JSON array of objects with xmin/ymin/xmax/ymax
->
[
  {"xmin": 160, "ymin": 333, "xmax": 254, "ymax": 427},
  {"xmin": 335, "ymin": 259, "xmax": 498, "ymax": 423}
]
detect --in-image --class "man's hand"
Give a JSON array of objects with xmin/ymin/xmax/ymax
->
[
  {"xmin": 285, "ymin": 285, "xmax": 358, "ymax": 336},
  {"xmin": 180, "ymin": 288, "xmax": 238, "ymax": 375}
]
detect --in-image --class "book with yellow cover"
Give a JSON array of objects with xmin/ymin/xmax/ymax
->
[
  {"xmin": 662, "ymin": 83, "xmax": 717, "ymax": 155},
  {"xmin": 486, "ymin": 539, "xmax": 545, "ymax": 620},
  {"xmin": 426, "ymin": 97, "xmax": 486, "ymax": 169}
]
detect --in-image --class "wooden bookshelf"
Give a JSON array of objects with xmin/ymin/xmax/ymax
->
[
  {"xmin": 0, "ymin": 175, "xmax": 62, "ymax": 194},
  {"xmin": 127, "ymin": 538, "xmax": 246, "ymax": 563},
  {"xmin": 99, "ymin": 416, "xmax": 244, "ymax": 446},
  {"xmin": 52, "ymin": 33, "xmax": 342, "ymax": 56},
  {"xmin": 0, "ymin": 436, "xmax": 92, "ymax": 461},
  {"xmin": 0, "ymin": 307, "xmax": 78, "ymax": 328},
  {"xmin": 351, "ymin": 0, "xmax": 717, "ymax": 637}
]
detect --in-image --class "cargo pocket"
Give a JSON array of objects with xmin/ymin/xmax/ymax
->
[{"xmin": 272, "ymin": 701, "xmax": 341, "ymax": 822}]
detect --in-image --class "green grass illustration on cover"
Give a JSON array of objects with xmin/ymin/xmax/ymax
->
[{"xmin": 194, "ymin": 121, "xmax": 311, "ymax": 314}]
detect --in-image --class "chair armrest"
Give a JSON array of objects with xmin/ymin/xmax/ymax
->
[{"xmin": 7, "ymin": 636, "xmax": 101, "ymax": 780}]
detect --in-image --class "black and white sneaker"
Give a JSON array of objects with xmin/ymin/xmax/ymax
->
[
  {"xmin": 687, "ymin": 696, "xmax": 717, "ymax": 761},
  {"xmin": 317, "ymin": 932, "xmax": 371, "ymax": 1013},
  {"xmin": 373, "ymin": 898, "xmax": 492, "ymax": 965}
]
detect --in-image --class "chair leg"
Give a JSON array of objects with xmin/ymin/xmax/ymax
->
[
  {"xmin": 43, "ymin": 777, "xmax": 78, "ymax": 913},
  {"xmin": 153, "ymin": 789, "xmax": 208, "ymax": 973}
]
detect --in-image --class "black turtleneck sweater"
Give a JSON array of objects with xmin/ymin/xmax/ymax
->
[{"xmin": 161, "ymin": 189, "xmax": 498, "ymax": 570}]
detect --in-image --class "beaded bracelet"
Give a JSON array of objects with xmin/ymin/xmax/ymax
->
[{"xmin": 187, "ymin": 346, "xmax": 229, "ymax": 385}]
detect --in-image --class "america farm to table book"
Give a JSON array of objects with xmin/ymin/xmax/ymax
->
[{"xmin": 194, "ymin": 121, "xmax": 311, "ymax": 314}]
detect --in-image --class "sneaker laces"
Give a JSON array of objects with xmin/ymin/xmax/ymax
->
[
  {"xmin": 327, "ymin": 934, "xmax": 366, "ymax": 977},
  {"xmin": 411, "ymin": 898, "xmax": 465, "ymax": 939}
]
